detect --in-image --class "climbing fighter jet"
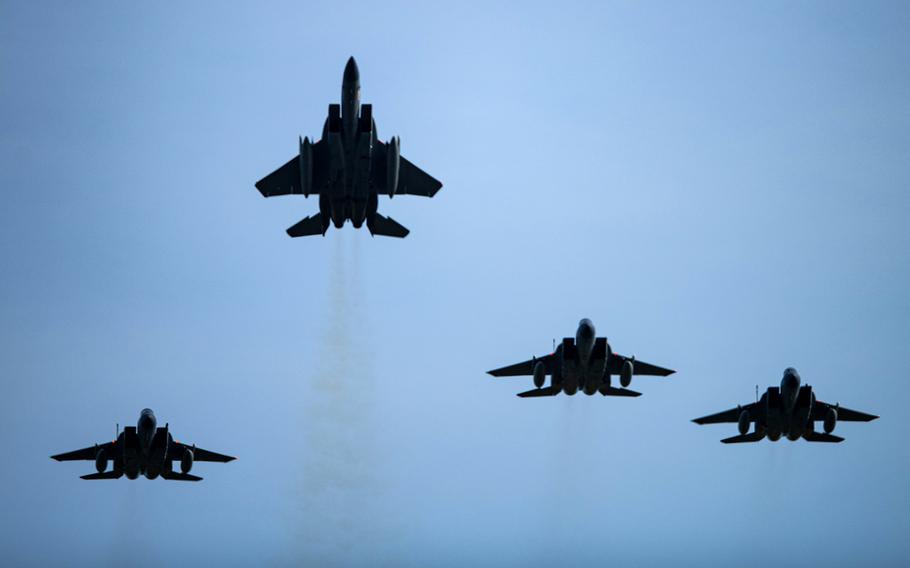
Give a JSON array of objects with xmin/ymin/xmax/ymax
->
[
  {"xmin": 51, "ymin": 409, "xmax": 235, "ymax": 481},
  {"xmin": 692, "ymin": 368, "xmax": 878, "ymax": 443},
  {"xmin": 255, "ymin": 56, "xmax": 442, "ymax": 238},
  {"xmin": 487, "ymin": 318, "xmax": 675, "ymax": 397}
]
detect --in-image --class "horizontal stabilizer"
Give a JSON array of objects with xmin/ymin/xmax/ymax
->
[
  {"xmin": 286, "ymin": 214, "xmax": 327, "ymax": 237},
  {"xmin": 600, "ymin": 387, "xmax": 642, "ymax": 397},
  {"xmin": 720, "ymin": 432, "xmax": 766, "ymax": 444},
  {"xmin": 517, "ymin": 387, "xmax": 560, "ymax": 398},
  {"xmin": 803, "ymin": 431, "xmax": 845, "ymax": 443},
  {"xmin": 160, "ymin": 471, "xmax": 203, "ymax": 481},
  {"xmin": 80, "ymin": 471, "xmax": 123, "ymax": 480},
  {"xmin": 367, "ymin": 213, "xmax": 409, "ymax": 238}
]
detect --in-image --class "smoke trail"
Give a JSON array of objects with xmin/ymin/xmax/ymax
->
[
  {"xmin": 106, "ymin": 483, "xmax": 159, "ymax": 568},
  {"xmin": 536, "ymin": 389, "xmax": 584, "ymax": 545},
  {"xmin": 295, "ymin": 233, "xmax": 379, "ymax": 566}
]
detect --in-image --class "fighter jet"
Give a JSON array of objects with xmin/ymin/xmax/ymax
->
[
  {"xmin": 692, "ymin": 368, "xmax": 878, "ymax": 443},
  {"xmin": 487, "ymin": 318, "xmax": 675, "ymax": 397},
  {"xmin": 51, "ymin": 409, "xmax": 235, "ymax": 481},
  {"xmin": 255, "ymin": 56, "xmax": 442, "ymax": 238}
]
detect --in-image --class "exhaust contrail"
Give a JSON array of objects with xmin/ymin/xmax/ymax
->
[{"xmin": 296, "ymin": 234, "xmax": 379, "ymax": 565}]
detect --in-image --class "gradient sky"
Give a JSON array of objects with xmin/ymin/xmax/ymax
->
[{"xmin": 2, "ymin": 1, "xmax": 909, "ymax": 566}]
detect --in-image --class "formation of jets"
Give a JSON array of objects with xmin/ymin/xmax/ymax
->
[{"xmin": 52, "ymin": 58, "xmax": 878, "ymax": 482}]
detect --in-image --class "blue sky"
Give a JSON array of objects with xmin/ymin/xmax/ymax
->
[{"xmin": 1, "ymin": 1, "xmax": 908, "ymax": 566}]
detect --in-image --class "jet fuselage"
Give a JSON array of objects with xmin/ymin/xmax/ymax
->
[
  {"xmin": 100, "ymin": 409, "xmax": 176, "ymax": 479},
  {"xmin": 754, "ymin": 368, "xmax": 816, "ymax": 441},
  {"xmin": 319, "ymin": 56, "xmax": 381, "ymax": 230},
  {"xmin": 551, "ymin": 319, "xmax": 613, "ymax": 395}
]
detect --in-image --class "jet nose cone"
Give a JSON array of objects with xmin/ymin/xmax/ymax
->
[
  {"xmin": 578, "ymin": 318, "xmax": 595, "ymax": 337},
  {"xmin": 344, "ymin": 56, "xmax": 359, "ymax": 83},
  {"xmin": 138, "ymin": 413, "xmax": 156, "ymax": 430},
  {"xmin": 781, "ymin": 368, "xmax": 801, "ymax": 390},
  {"xmin": 783, "ymin": 367, "xmax": 800, "ymax": 381}
]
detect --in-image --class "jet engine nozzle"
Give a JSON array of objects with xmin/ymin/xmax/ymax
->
[
  {"xmin": 824, "ymin": 407, "xmax": 838, "ymax": 434},
  {"xmin": 737, "ymin": 409, "xmax": 751, "ymax": 435},
  {"xmin": 181, "ymin": 449, "xmax": 194, "ymax": 474},
  {"xmin": 95, "ymin": 448, "xmax": 107, "ymax": 473},
  {"xmin": 532, "ymin": 360, "xmax": 546, "ymax": 389},
  {"xmin": 386, "ymin": 136, "xmax": 400, "ymax": 198},
  {"xmin": 620, "ymin": 360, "xmax": 634, "ymax": 388}
]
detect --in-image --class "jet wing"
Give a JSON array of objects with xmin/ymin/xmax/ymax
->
[
  {"xmin": 811, "ymin": 401, "xmax": 879, "ymax": 422},
  {"xmin": 51, "ymin": 441, "xmax": 115, "ymax": 461},
  {"xmin": 488, "ymin": 354, "xmax": 554, "ymax": 377},
  {"xmin": 169, "ymin": 441, "xmax": 236, "ymax": 463},
  {"xmin": 692, "ymin": 403, "xmax": 755, "ymax": 425},
  {"xmin": 255, "ymin": 140, "xmax": 328, "ymax": 197},
  {"xmin": 398, "ymin": 156, "xmax": 443, "ymax": 197},
  {"xmin": 607, "ymin": 355, "xmax": 675, "ymax": 377},
  {"xmin": 373, "ymin": 140, "xmax": 442, "ymax": 197}
]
